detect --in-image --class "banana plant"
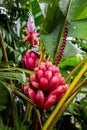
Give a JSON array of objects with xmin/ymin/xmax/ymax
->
[{"xmin": 0, "ymin": 0, "xmax": 87, "ymax": 130}]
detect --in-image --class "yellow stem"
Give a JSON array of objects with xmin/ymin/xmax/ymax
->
[
  {"xmin": 48, "ymin": 78, "xmax": 87, "ymax": 130},
  {"xmin": 71, "ymin": 78, "xmax": 87, "ymax": 95},
  {"xmin": 47, "ymin": 55, "xmax": 51, "ymax": 61},
  {"xmin": 42, "ymin": 62, "xmax": 87, "ymax": 130},
  {"xmin": 24, "ymin": 103, "xmax": 32, "ymax": 122},
  {"xmin": 0, "ymin": 33, "xmax": 8, "ymax": 62},
  {"xmin": 65, "ymin": 56, "xmax": 87, "ymax": 83},
  {"xmin": 48, "ymin": 85, "xmax": 83, "ymax": 130}
]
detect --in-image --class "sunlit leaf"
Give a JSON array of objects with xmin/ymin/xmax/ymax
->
[
  {"xmin": 59, "ymin": 0, "xmax": 70, "ymax": 15},
  {"xmin": 40, "ymin": 0, "xmax": 65, "ymax": 57},
  {"xmin": 39, "ymin": 0, "xmax": 51, "ymax": 3},
  {"xmin": 72, "ymin": 40, "xmax": 87, "ymax": 50},
  {"xmin": 63, "ymin": 41, "xmax": 85, "ymax": 58},
  {"xmin": 68, "ymin": 19, "xmax": 87, "ymax": 39},
  {"xmin": 0, "ymin": 71, "xmax": 26, "ymax": 83},
  {"xmin": 58, "ymin": 56, "xmax": 82, "ymax": 69},
  {"xmin": 68, "ymin": 0, "xmax": 87, "ymax": 20},
  {"xmin": 30, "ymin": 0, "xmax": 44, "ymax": 27},
  {"xmin": 41, "ymin": 28, "xmax": 59, "ymax": 56}
]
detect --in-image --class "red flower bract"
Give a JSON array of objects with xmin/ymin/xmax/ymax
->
[{"xmin": 24, "ymin": 17, "xmax": 39, "ymax": 48}]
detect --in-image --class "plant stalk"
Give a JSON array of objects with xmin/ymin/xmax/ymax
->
[
  {"xmin": 48, "ymin": 78, "xmax": 87, "ymax": 130},
  {"xmin": 54, "ymin": 0, "xmax": 72, "ymax": 63},
  {"xmin": 0, "ymin": 34, "xmax": 21, "ymax": 129},
  {"xmin": 0, "ymin": 33, "xmax": 8, "ymax": 62},
  {"xmin": 11, "ymin": 96, "xmax": 20, "ymax": 130},
  {"xmin": 24, "ymin": 103, "xmax": 32, "ymax": 122},
  {"xmin": 13, "ymin": 88, "xmax": 36, "ymax": 107},
  {"xmin": 65, "ymin": 55, "xmax": 87, "ymax": 82},
  {"xmin": 48, "ymin": 85, "xmax": 84, "ymax": 130}
]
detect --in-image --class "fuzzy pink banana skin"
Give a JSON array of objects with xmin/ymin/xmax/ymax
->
[
  {"xmin": 40, "ymin": 77, "xmax": 49, "ymax": 91},
  {"xmin": 45, "ymin": 70, "xmax": 52, "ymax": 81},
  {"xmin": 43, "ymin": 95, "xmax": 57, "ymax": 110},
  {"xmin": 30, "ymin": 52, "xmax": 37, "ymax": 60},
  {"xmin": 22, "ymin": 61, "xmax": 69, "ymax": 110},
  {"xmin": 22, "ymin": 51, "xmax": 39, "ymax": 70},
  {"xmin": 28, "ymin": 57, "xmax": 35, "ymax": 70},
  {"xmin": 39, "ymin": 64, "xmax": 46, "ymax": 72},
  {"xmin": 31, "ymin": 82, "xmax": 40, "ymax": 90},
  {"xmin": 36, "ymin": 90, "xmax": 45, "ymax": 108},
  {"xmin": 22, "ymin": 83, "xmax": 30, "ymax": 96},
  {"xmin": 36, "ymin": 69, "xmax": 44, "ymax": 80},
  {"xmin": 28, "ymin": 88, "xmax": 36, "ymax": 103},
  {"xmin": 50, "ymin": 84, "xmax": 69, "ymax": 97},
  {"xmin": 49, "ymin": 76, "xmax": 59, "ymax": 91},
  {"xmin": 22, "ymin": 86, "xmax": 28, "ymax": 96},
  {"xmin": 30, "ymin": 75, "xmax": 37, "ymax": 82},
  {"xmin": 45, "ymin": 62, "xmax": 52, "ymax": 69}
]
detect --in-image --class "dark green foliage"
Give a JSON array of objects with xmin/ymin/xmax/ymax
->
[
  {"xmin": 0, "ymin": 84, "xmax": 10, "ymax": 105},
  {"xmin": 0, "ymin": 125, "xmax": 14, "ymax": 130},
  {"xmin": 73, "ymin": 97, "xmax": 87, "ymax": 130}
]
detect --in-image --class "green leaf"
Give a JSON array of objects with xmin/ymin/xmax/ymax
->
[
  {"xmin": 58, "ymin": 56, "xmax": 82, "ymax": 69},
  {"xmin": 59, "ymin": 0, "xmax": 70, "ymax": 15},
  {"xmin": 0, "ymin": 105, "xmax": 6, "ymax": 111},
  {"xmin": 41, "ymin": 27, "xmax": 60, "ymax": 56},
  {"xmin": 0, "ymin": 125, "xmax": 14, "ymax": 130},
  {"xmin": 0, "ymin": 71, "xmax": 26, "ymax": 83},
  {"xmin": 40, "ymin": 0, "xmax": 65, "ymax": 57},
  {"xmin": 0, "ymin": 83, "xmax": 10, "ymax": 105},
  {"xmin": 41, "ymin": 0, "xmax": 65, "ymax": 33},
  {"xmin": 34, "ymin": 108, "xmax": 42, "ymax": 128},
  {"xmin": 0, "ymin": 49, "xmax": 2, "ymax": 60},
  {"xmin": 68, "ymin": 0, "xmax": 87, "ymax": 20},
  {"xmin": 68, "ymin": 19, "xmax": 87, "ymax": 39},
  {"xmin": 72, "ymin": 40, "xmax": 87, "ymax": 50},
  {"xmin": 0, "ymin": 67, "xmax": 33, "ymax": 75},
  {"xmin": 30, "ymin": 0, "xmax": 44, "ymax": 27},
  {"xmin": 39, "ymin": 0, "xmax": 51, "ymax": 3},
  {"xmin": 63, "ymin": 41, "xmax": 85, "ymax": 59},
  {"xmin": 19, "ymin": 122, "xmax": 28, "ymax": 130}
]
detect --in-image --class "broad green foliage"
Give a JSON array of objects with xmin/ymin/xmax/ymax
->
[
  {"xmin": 0, "ymin": 72, "xmax": 26, "ymax": 83},
  {"xmin": 59, "ymin": 0, "xmax": 70, "ymax": 15},
  {"xmin": 39, "ymin": 0, "xmax": 51, "ymax": 3},
  {"xmin": 30, "ymin": 0, "xmax": 44, "ymax": 27},
  {"xmin": 0, "ymin": 105, "xmax": 6, "ymax": 111},
  {"xmin": 40, "ymin": 0, "xmax": 65, "ymax": 57},
  {"xmin": 0, "ymin": 123, "xmax": 28, "ymax": 130},
  {"xmin": 0, "ymin": 125, "xmax": 14, "ymax": 130},
  {"xmin": 59, "ymin": 56, "xmax": 82, "ymax": 69},
  {"xmin": 73, "ymin": 97, "xmax": 87, "ymax": 129},
  {"xmin": 41, "ymin": 25, "xmax": 62, "ymax": 57},
  {"xmin": 0, "ymin": 84, "xmax": 10, "ymax": 105},
  {"xmin": 68, "ymin": 0, "xmax": 87, "ymax": 20},
  {"xmin": 74, "ymin": 40, "xmax": 87, "ymax": 49},
  {"xmin": 63, "ymin": 41, "xmax": 85, "ymax": 58},
  {"xmin": 68, "ymin": 19, "xmax": 87, "ymax": 39}
]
